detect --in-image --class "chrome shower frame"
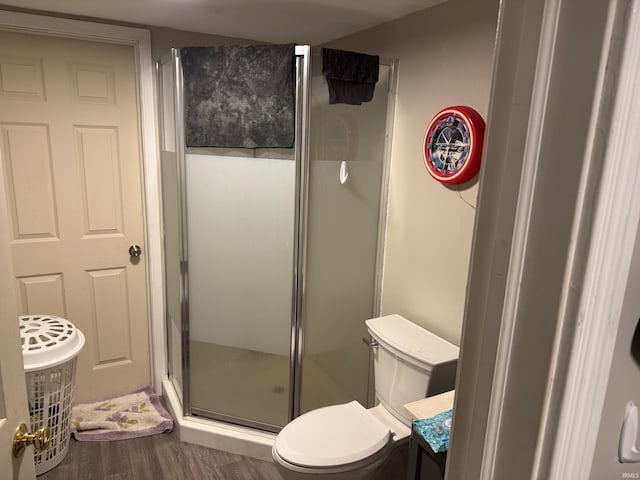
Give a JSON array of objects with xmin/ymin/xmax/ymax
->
[{"xmin": 157, "ymin": 46, "xmax": 397, "ymax": 433}]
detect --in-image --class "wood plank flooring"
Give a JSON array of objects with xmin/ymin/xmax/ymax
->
[{"xmin": 38, "ymin": 429, "xmax": 282, "ymax": 480}]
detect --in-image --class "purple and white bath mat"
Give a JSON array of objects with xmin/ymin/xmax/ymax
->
[{"xmin": 71, "ymin": 386, "xmax": 173, "ymax": 441}]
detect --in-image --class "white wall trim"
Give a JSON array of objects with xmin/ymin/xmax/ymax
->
[
  {"xmin": 479, "ymin": 0, "xmax": 561, "ymax": 477},
  {"xmin": 529, "ymin": 1, "xmax": 620, "ymax": 476},
  {"xmin": 0, "ymin": 10, "xmax": 166, "ymax": 393},
  {"xmin": 549, "ymin": 1, "xmax": 640, "ymax": 477}
]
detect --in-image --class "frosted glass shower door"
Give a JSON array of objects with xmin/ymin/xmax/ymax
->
[
  {"xmin": 186, "ymin": 150, "xmax": 296, "ymax": 429},
  {"xmin": 299, "ymin": 58, "xmax": 393, "ymax": 414}
]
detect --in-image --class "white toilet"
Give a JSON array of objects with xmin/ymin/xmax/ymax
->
[{"xmin": 272, "ymin": 314, "xmax": 459, "ymax": 480}]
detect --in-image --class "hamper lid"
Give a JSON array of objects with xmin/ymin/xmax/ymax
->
[{"xmin": 19, "ymin": 315, "xmax": 85, "ymax": 372}]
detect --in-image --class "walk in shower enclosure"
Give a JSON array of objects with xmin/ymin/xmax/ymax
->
[{"xmin": 158, "ymin": 46, "xmax": 396, "ymax": 432}]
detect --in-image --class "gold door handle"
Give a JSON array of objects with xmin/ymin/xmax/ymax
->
[{"xmin": 13, "ymin": 423, "xmax": 50, "ymax": 457}]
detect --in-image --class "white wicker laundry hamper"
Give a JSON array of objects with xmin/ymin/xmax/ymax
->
[{"xmin": 19, "ymin": 315, "xmax": 85, "ymax": 475}]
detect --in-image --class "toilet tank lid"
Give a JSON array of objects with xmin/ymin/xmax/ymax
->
[{"xmin": 366, "ymin": 314, "xmax": 459, "ymax": 366}]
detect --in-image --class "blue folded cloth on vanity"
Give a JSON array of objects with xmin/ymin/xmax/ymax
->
[{"xmin": 413, "ymin": 409, "xmax": 453, "ymax": 453}]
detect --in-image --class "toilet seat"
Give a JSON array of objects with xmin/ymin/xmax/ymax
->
[
  {"xmin": 274, "ymin": 401, "xmax": 391, "ymax": 468},
  {"xmin": 272, "ymin": 441, "xmax": 393, "ymax": 479}
]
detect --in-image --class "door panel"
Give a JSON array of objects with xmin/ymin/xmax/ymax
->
[
  {"xmin": 0, "ymin": 126, "xmax": 35, "ymax": 479},
  {"xmin": 1, "ymin": 124, "xmax": 58, "ymax": 239},
  {"xmin": 0, "ymin": 31, "xmax": 150, "ymax": 402},
  {"xmin": 17, "ymin": 274, "xmax": 66, "ymax": 317}
]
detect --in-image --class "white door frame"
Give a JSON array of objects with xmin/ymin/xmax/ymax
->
[
  {"xmin": 545, "ymin": 0, "xmax": 640, "ymax": 477},
  {"xmin": 0, "ymin": 11, "xmax": 165, "ymax": 393},
  {"xmin": 449, "ymin": 0, "xmax": 640, "ymax": 478}
]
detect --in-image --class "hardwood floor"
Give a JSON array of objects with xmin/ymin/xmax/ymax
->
[{"xmin": 38, "ymin": 429, "xmax": 282, "ymax": 480}]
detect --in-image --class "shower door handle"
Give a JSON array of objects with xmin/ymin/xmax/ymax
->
[
  {"xmin": 339, "ymin": 161, "xmax": 349, "ymax": 185},
  {"xmin": 129, "ymin": 244, "xmax": 142, "ymax": 258}
]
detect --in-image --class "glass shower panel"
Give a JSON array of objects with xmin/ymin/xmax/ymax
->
[
  {"xmin": 186, "ymin": 148, "xmax": 296, "ymax": 429},
  {"xmin": 158, "ymin": 56, "xmax": 183, "ymax": 400},
  {"xmin": 300, "ymin": 54, "xmax": 392, "ymax": 414}
]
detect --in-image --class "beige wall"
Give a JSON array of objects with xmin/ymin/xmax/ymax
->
[
  {"xmin": 326, "ymin": 0, "xmax": 499, "ymax": 345},
  {"xmin": 591, "ymin": 219, "xmax": 640, "ymax": 479},
  {"xmin": 149, "ymin": 26, "xmax": 253, "ymax": 60}
]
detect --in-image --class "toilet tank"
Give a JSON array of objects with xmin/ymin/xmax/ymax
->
[{"xmin": 366, "ymin": 314, "xmax": 459, "ymax": 425}]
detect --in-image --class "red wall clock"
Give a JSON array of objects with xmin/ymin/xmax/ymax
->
[{"xmin": 423, "ymin": 106, "xmax": 485, "ymax": 185}]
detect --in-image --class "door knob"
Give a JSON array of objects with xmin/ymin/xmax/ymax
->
[
  {"xmin": 13, "ymin": 423, "xmax": 50, "ymax": 457},
  {"xmin": 129, "ymin": 244, "xmax": 142, "ymax": 258}
]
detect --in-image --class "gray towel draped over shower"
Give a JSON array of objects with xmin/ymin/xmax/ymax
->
[
  {"xmin": 180, "ymin": 44, "xmax": 296, "ymax": 148},
  {"xmin": 321, "ymin": 48, "xmax": 379, "ymax": 105}
]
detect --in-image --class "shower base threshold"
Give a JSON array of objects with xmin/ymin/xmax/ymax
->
[{"xmin": 162, "ymin": 379, "xmax": 275, "ymax": 461}]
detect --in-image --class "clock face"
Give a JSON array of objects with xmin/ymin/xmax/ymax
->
[{"xmin": 423, "ymin": 106, "xmax": 485, "ymax": 184}]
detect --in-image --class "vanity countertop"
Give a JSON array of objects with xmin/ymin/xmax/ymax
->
[{"xmin": 404, "ymin": 390, "xmax": 455, "ymax": 419}]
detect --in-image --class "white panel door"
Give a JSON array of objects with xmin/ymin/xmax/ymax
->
[
  {"xmin": 0, "ymin": 30, "xmax": 151, "ymax": 402},
  {"xmin": 0, "ymin": 136, "xmax": 35, "ymax": 479}
]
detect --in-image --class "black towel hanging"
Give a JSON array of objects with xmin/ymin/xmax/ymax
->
[{"xmin": 321, "ymin": 48, "xmax": 380, "ymax": 105}]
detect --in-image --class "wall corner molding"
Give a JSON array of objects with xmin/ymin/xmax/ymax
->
[{"xmin": 548, "ymin": 1, "xmax": 640, "ymax": 477}]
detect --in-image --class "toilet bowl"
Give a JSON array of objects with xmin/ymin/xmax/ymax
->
[{"xmin": 272, "ymin": 314, "xmax": 459, "ymax": 480}]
